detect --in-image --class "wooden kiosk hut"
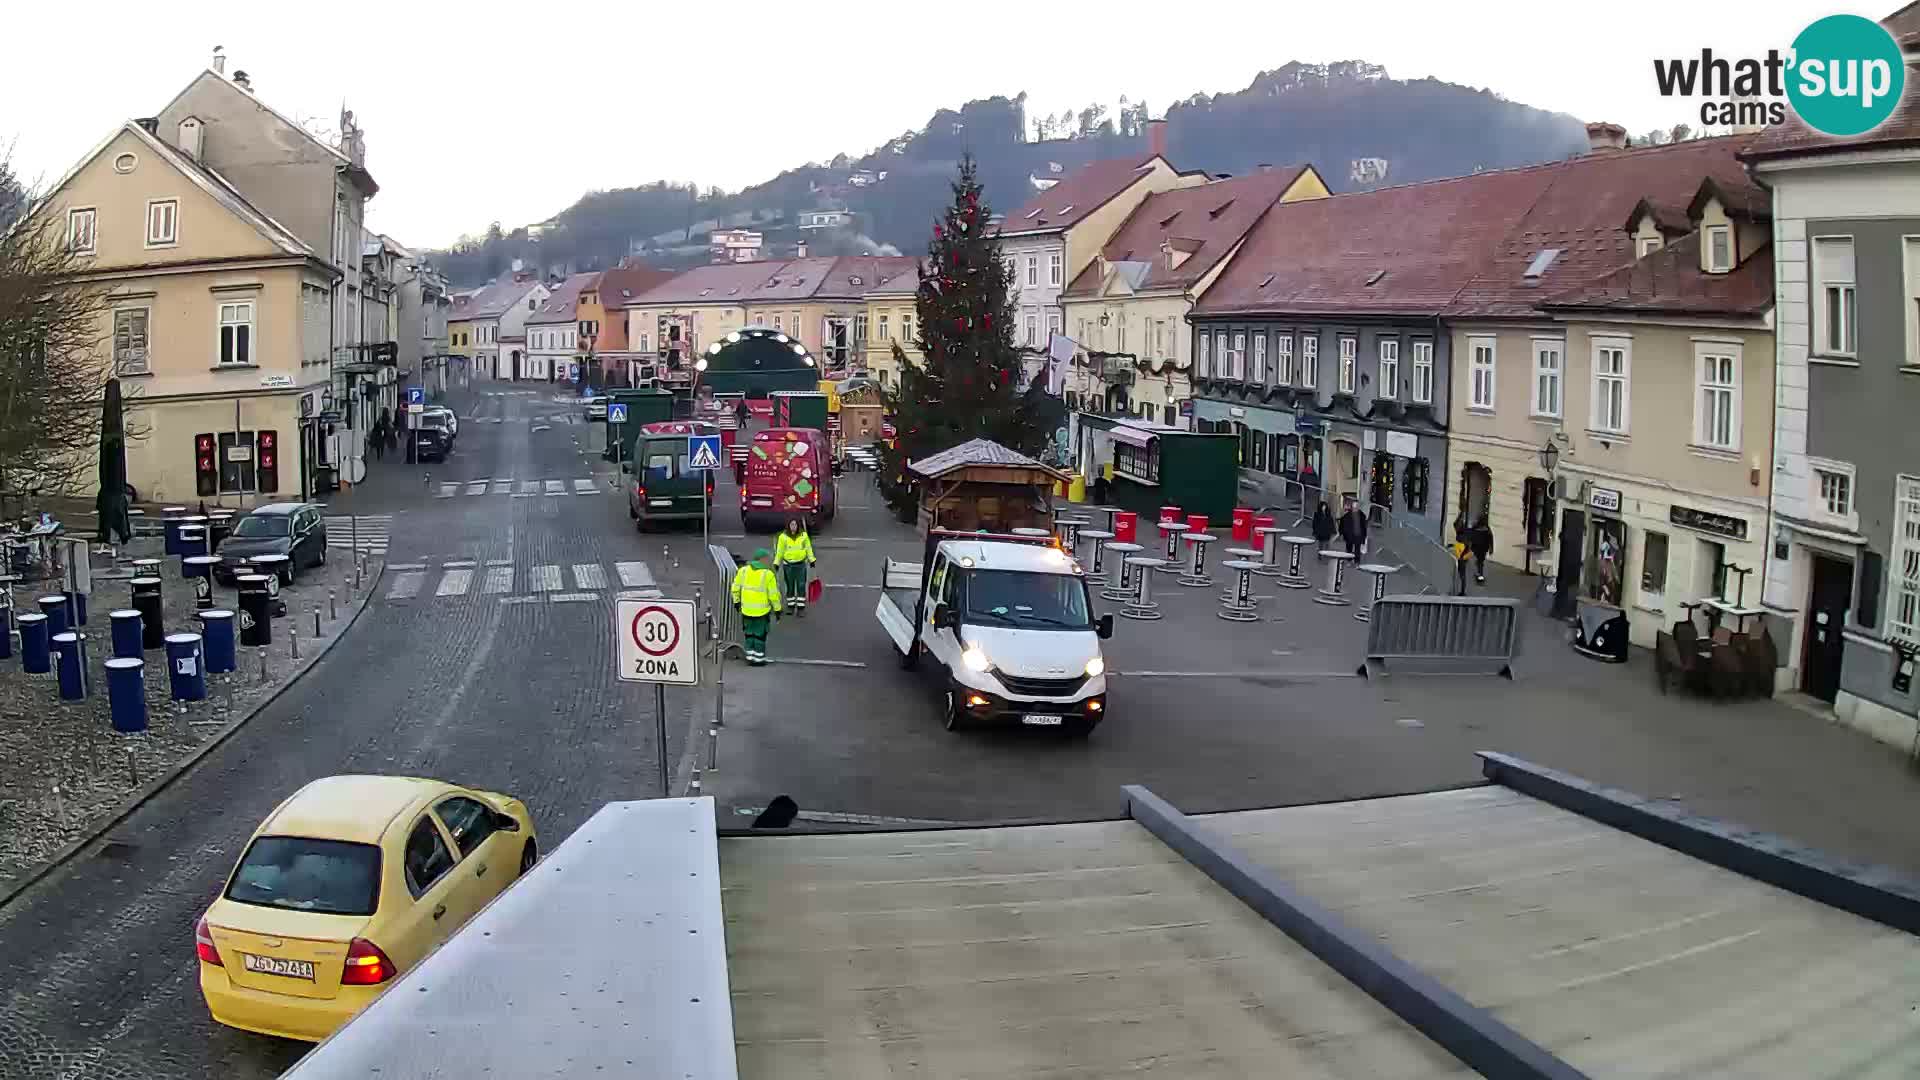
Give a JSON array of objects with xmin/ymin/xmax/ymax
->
[{"xmin": 907, "ymin": 439, "xmax": 1067, "ymax": 534}]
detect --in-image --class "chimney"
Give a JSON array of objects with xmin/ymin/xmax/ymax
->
[
  {"xmin": 1585, "ymin": 121, "xmax": 1627, "ymax": 153},
  {"xmin": 1146, "ymin": 118, "xmax": 1167, "ymax": 159},
  {"xmin": 211, "ymin": 45, "xmax": 226, "ymax": 75},
  {"xmin": 232, "ymin": 69, "xmax": 252, "ymax": 93},
  {"xmin": 178, "ymin": 116, "xmax": 204, "ymax": 161},
  {"xmin": 795, "ymin": 239, "xmax": 808, "ymax": 258}
]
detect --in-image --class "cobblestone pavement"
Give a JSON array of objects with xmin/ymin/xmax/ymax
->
[
  {"xmin": 0, "ymin": 386, "xmax": 700, "ymax": 1079},
  {"xmin": 0, "ymin": 535, "xmax": 382, "ymax": 893}
]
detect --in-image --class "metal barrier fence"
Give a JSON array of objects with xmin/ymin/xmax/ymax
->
[
  {"xmin": 1362, "ymin": 594, "xmax": 1519, "ymax": 678},
  {"xmin": 1233, "ymin": 481, "xmax": 1454, "ymax": 597},
  {"xmin": 708, "ymin": 544, "xmax": 742, "ymax": 648}
]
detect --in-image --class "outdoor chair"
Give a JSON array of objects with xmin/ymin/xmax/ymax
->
[
  {"xmin": 1741, "ymin": 625, "xmax": 1779, "ymax": 697},
  {"xmin": 1708, "ymin": 641, "xmax": 1748, "ymax": 699},
  {"xmin": 1654, "ymin": 630, "xmax": 1703, "ymax": 695}
]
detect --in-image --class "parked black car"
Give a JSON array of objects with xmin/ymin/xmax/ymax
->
[
  {"xmin": 414, "ymin": 413, "xmax": 454, "ymax": 463},
  {"xmin": 213, "ymin": 503, "xmax": 327, "ymax": 585}
]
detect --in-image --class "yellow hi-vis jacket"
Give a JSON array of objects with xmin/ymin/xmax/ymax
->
[
  {"xmin": 731, "ymin": 564, "xmax": 781, "ymax": 617},
  {"xmin": 775, "ymin": 530, "xmax": 816, "ymax": 565}
]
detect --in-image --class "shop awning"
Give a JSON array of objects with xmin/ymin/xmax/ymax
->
[{"xmin": 1107, "ymin": 426, "xmax": 1157, "ymax": 449}]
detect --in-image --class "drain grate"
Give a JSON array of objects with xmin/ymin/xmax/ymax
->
[{"xmin": 97, "ymin": 840, "xmax": 138, "ymax": 860}]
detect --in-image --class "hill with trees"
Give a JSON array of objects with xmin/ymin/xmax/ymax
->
[{"xmin": 430, "ymin": 61, "xmax": 1590, "ymax": 287}]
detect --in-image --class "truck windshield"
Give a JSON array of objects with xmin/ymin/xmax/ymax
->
[{"xmin": 963, "ymin": 570, "xmax": 1092, "ymax": 630}]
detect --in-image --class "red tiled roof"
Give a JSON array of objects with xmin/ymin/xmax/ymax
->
[
  {"xmin": 1742, "ymin": 59, "xmax": 1920, "ymax": 160},
  {"xmin": 595, "ymin": 261, "xmax": 675, "ymax": 306},
  {"xmin": 1539, "ymin": 234, "xmax": 1774, "ymax": 317},
  {"xmin": 527, "ymin": 272, "xmax": 597, "ymax": 324},
  {"xmin": 996, "ymin": 155, "xmax": 1173, "ymax": 237},
  {"xmin": 1062, "ymin": 166, "xmax": 1317, "ymax": 297},
  {"xmin": 1194, "ymin": 167, "xmax": 1561, "ymax": 317},
  {"xmin": 1448, "ymin": 136, "xmax": 1759, "ymax": 317}
]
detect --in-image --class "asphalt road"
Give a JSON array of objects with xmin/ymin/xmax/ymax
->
[{"xmin": 0, "ymin": 383, "xmax": 704, "ymax": 1079}]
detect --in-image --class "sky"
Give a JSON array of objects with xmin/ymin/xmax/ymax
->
[{"xmin": 2, "ymin": 0, "xmax": 1826, "ymax": 250}]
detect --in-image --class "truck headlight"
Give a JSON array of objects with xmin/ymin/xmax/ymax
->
[
  {"xmin": 962, "ymin": 645, "xmax": 992, "ymax": 672},
  {"xmin": 1084, "ymin": 656, "xmax": 1106, "ymax": 678}
]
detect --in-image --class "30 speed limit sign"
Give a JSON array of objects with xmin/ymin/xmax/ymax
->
[{"xmin": 615, "ymin": 597, "xmax": 698, "ymax": 685}]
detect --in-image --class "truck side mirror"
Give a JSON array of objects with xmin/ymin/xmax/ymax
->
[{"xmin": 1097, "ymin": 613, "xmax": 1115, "ymax": 639}]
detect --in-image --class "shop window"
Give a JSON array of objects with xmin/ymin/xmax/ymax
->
[
  {"xmin": 1250, "ymin": 429, "xmax": 1268, "ymax": 471},
  {"xmin": 1588, "ymin": 518, "xmax": 1626, "ymax": 606},
  {"xmin": 1640, "ymin": 531, "xmax": 1669, "ymax": 607},
  {"xmin": 1114, "ymin": 441, "xmax": 1159, "ymax": 482},
  {"xmin": 1368, "ymin": 451, "xmax": 1395, "ymax": 508},
  {"xmin": 1522, "ymin": 477, "xmax": 1555, "ymax": 550},
  {"xmin": 1402, "ymin": 457, "xmax": 1429, "ymax": 514}
]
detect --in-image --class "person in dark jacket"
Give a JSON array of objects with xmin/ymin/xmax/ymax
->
[
  {"xmin": 1337, "ymin": 498, "xmax": 1368, "ymax": 558},
  {"xmin": 1311, "ymin": 500, "xmax": 1335, "ymax": 558},
  {"xmin": 1468, "ymin": 514, "xmax": 1494, "ymax": 584}
]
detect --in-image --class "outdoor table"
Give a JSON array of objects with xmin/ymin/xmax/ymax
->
[
  {"xmin": 1011, "ymin": 527, "xmax": 1051, "ymax": 538},
  {"xmin": 1353, "ymin": 562, "xmax": 1398, "ymax": 623},
  {"xmin": 1156, "ymin": 521, "xmax": 1190, "ymax": 570},
  {"xmin": 1222, "ymin": 546, "xmax": 1263, "ymax": 602},
  {"xmin": 1120, "ymin": 556, "xmax": 1168, "ymax": 621},
  {"xmin": 1313, "ymin": 550, "xmax": 1355, "ymax": 606},
  {"xmin": 1101, "ymin": 542, "xmax": 1143, "ymax": 601},
  {"xmin": 1054, "ymin": 516, "xmax": 1088, "ymax": 551},
  {"xmin": 1089, "ymin": 506, "xmax": 1123, "ymax": 535},
  {"xmin": 1080, "ymin": 529, "xmax": 1115, "ymax": 577},
  {"xmin": 1701, "ymin": 598, "xmax": 1766, "ymax": 635},
  {"xmin": 1253, "ymin": 526, "xmax": 1287, "ymax": 577},
  {"xmin": 1278, "ymin": 535, "xmax": 1316, "ymax": 590},
  {"xmin": 1218, "ymin": 559, "xmax": 1263, "ymax": 623},
  {"xmin": 1178, "ymin": 533, "xmax": 1218, "ymax": 587}
]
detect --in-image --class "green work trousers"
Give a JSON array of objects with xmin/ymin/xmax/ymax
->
[
  {"xmin": 781, "ymin": 562, "xmax": 808, "ymax": 608},
  {"xmin": 742, "ymin": 613, "xmax": 771, "ymax": 661}
]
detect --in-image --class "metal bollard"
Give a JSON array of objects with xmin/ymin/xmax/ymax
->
[
  {"xmin": 257, "ymin": 646, "xmax": 268, "ymax": 682},
  {"xmin": 52, "ymin": 782, "xmax": 67, "ymax": 829},
  {"xmin": 708, "ymin": 726, "xmax": 719, "ymax": 772},
  {"xmin": 687, "ymin": 770, "xmax": 702, "ymax": 799},
  {"xmin": 290, "ymin": 618, "xmax": 300, "ymax": 661},
  {"xmin": 312, "ymin": 606, "xmax": 322, "ymax": 639},
  {"xmin": 126, "ymin": 747, "xmax": 138, "ymax": 787},
  {"xmin": 328, "ymin": 589, "xmax": 337, "ymax": 621}
]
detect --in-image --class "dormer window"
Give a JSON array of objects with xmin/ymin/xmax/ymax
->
[
  {"xmin": 1636, "ymin": 235, "xmax": 1663, "ymax": 258},
  {"xmin": 1706, "ymin": 225, "xmax": 1733, "ymax": 273}
]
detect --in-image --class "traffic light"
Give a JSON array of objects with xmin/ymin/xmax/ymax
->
[
  {"xmin": 257, "ymin": 429, "xmax": 279, "ymax": 493},
  {"xmin": 194, "ymin": 433, "xmax": 217, "ymax": 496}
]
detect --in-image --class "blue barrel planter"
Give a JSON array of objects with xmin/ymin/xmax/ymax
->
[
  {"xmin": 183, "ymin": 555, "xmax": 220, "ymax": 610},
  {"xmin": 110, "ymin": 609, "xmax": 144, "ymax": 659},
  {"xmin": 130, "ymin": 577, "xmax": 164, "ymax": 649},
  {"xmin": 52, "ymin": 631, "xmax": 86, "ymax": 701},
  {"xmin": 63, "ymin": 590, "xmax": 87, "ymax": 626},
  {"xmin": 165, "ymin": 632, "xmax": 206, "ymax": 702},
  {"xmin": 198, "ymin": 609, "xmax": 236, "ymax": 673},
  {"xmin": 38, "ymin": 595, "xmax": 69, "ymax": 638},
  {"xmin": 0, "ymin": 603, "xmax": 11, "ymax": 660},
  {"xmin": 164, "ymin": 519, "xmax": 183, "ymax": 556},
  {"xmin": 178, "ymin": 521, "xmax": 208, "ymax": 557},
  {"xmin": 17, "ymin": 612, "xmax": 49, "ymax": 673},
  {"xmin": 105, "ymin": 658, "xmax": 147, "ymax": 733}
]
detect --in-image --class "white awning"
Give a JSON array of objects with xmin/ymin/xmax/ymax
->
[{"xmin": 1107, "ymin": 426, "xmax": 1157, "ymax": 449}]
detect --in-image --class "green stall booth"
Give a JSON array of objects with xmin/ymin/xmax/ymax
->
[{"xmin": 1073, "ymin": 415, "xmax": 1238, "ymax": 521}]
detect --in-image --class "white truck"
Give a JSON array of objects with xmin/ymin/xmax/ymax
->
[{"xmin": 876, "ymin": 529, "xmax": 1114, "ymax": 735}]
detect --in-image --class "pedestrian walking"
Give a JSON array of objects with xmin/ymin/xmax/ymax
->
[
  {"xmin": 1311, "ymin": 500, "xmax": 1335, "ymax": 559},
  {"xmin": 774, "ymin": 518, "xmax": 817, "ymax": 616},
  {"xmin": 1090, "ymin": 471, "xmax": 1111, "ymax": 506},
  {"xmin": 731, "ymin": 549, "xmax": 783, "ymax": 665},
  {"xmin": 368, "ymin": 416, "xmax": 387, "ymax": 462},
  {"xmin": 1338, "ymin": 498, "xmax": 1368, "ymax": 558},
  {"xmin": 1468, "ymin": 514, "xmax": 1493, "ymax": 584}
]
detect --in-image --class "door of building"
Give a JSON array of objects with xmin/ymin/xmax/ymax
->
[
  {"xmin": 1461, "ymin": 463, "xmax": 1491, "ymax": 523},
  {"xmin": 1552, "ymin": 507, "xmax": 1585, "ymax": 619},
  {"xmin": 1803, "ymin": 554, "xmax": 1852, "ymax": 703}
]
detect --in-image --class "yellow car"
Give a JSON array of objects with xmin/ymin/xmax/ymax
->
[{"xmin": 196, "ymin": 775, "xmax": 538, "ymax": 1042}]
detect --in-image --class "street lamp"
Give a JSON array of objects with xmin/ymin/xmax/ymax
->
[{"xmin": 1538, "ymin": 439, "xmax": 1559, "ymax": 473}]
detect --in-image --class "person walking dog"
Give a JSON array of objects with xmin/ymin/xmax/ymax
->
[
  {"xmin": 775, "ymin": 518, "xmax": 817, "ymax": 616},
  {"xmin": 731, "ymin": 549, "xmax": 783, "ymax": 665}
]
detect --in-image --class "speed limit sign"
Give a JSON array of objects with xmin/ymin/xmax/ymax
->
[{"xmin": 615, "ymin": 597, "xmax": 697, "ymax": 685}]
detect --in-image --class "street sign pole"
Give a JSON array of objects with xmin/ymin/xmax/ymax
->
[
  {"xmin": 616, "ymin": 597, "xmax": 697, "ymax": 799},
  {"xmin": 654, "ymin": 682, "xmax": 669, "ymax": 797}
]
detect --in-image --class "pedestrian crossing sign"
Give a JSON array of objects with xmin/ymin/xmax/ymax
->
[
  {"xmin": 687, "ymin": 434, "xmax": 722, "ymax": 470},
  {"xmin": 607, "ymin": 403, "xmax": 628, "ymax": 424}
]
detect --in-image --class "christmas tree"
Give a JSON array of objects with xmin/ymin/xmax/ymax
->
[{"xmin": 880, "ymin": 155, "xmax": 1055, "ymax": 518}]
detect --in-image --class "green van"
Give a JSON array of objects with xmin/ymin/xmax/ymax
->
[{"xmin": 625, "ymin": 435, "xmax": 714, "ymax": 530}]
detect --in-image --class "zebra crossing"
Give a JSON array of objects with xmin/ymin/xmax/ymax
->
[
  {"xmin": 324, "ymin": 515, "xmax": 392, "ymax": 556},
  {"xmin": 433, "ymin": 477, "xmax": 610, "ymax": 499},
  {"xmin": 382, "ymin": 558, "xmax": 664, "ymax": 604}
]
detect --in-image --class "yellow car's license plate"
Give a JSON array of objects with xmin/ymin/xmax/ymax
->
[{"xmin": 242, "ymin": 954, "xmax": 315, "ymax": 980}]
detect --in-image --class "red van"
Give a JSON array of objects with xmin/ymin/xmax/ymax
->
[{"xmin": 740, "ymin": 427, "xmax": 836, "ymax": 532}]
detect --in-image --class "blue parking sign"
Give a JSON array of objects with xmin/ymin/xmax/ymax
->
[
  {"xmin": 607, "ymin": 403, "xmax": 628, "ymax": 424},
  {"xmin": 405, "ymin": 386, "xmax": 425, "ymax": 406},
  {"xmin": 687, "ymin": 434, "xmax": 722, "ymax": 470}
]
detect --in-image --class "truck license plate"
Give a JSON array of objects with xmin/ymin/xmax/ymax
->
[
  {"xmin": 241, "ymin": 954, "xmax": 316, "ymax": 980},
  {"xmin": 650, "ymin": 499, "xmax": 672, "ymax": 507},
  {"xmin": 1022, "ymin": 714, "xmax": 1064, "ymax": 726}
]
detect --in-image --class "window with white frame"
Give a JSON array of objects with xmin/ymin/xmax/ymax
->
[
  {"xmin": 1811, "ymin": 460, "xmax": 1855, "ymax": 528},
  {"xmin": 1378, "ymin": 339, "xmax": 1399, "ymax": 399},
  {"xmin": 1197, "ymin": 330, "xmax": 1211, "ymax": 378},
  {"xmin": 218, "ymin": 301, "xmax": 254, "ymax": 366},
  {"xmin": 1044, "ymin": 311, "xmax": 1058, "ymax": 346},
  {"xmin": 1591, "ymin": 338, "xmax": 1629, "ymax": 433},
  {"xmin": 1468, "ymin": 336, "xmax": 1496, "ymax": 409},
  {"xmin": 1906, "ymin": 237, "xmax": 1920, "ymax": 367},
  {"xmin": 1814, "ymin": 236, "xmax": 1857, "ymax": 357},
  {"xmin": 67, "ymin": 208, "xmax": 96, "ymax": 253},
  {"xmin": 1636, "ymin": 235, "xmax": 1663, "ymax": 258},
  {"xmin": 1411, "ymin": 340, "xmax": 1433, "ymax": 403},
  {"xmin": 1003, "ymin": 257, "xmax": 1016, "ymax": 284},
  {"xmin": 1252, "ymin": 334, "xmax": 1267, "ymax": 383},
  {"xmin": 1048, "ymin": 252, "xmax": 1062, "ymax": 286},
  {"xmin": 113, "ymin": 308, "xmax": 150, "ymax": 375},
  {"xmin": 1705, "ymin": 225, "xmax": 1733, "ymax": 273},
  {"xmin": 906, "ymin": 313, "xmax": 918, "ymax": 342},
  {"xmin": 773, "ymin": 315, "xmax": 782, "ymax": 332},
  {"xmin": 877, "ymin": 314, "xmax": 889, "ymax": 341},
  {"xmin": 1231, "ymin": 332, "xmax": 1246, "ymax": 380},
  {"xmin": 1337, "ymin": 336, "xmax": 1356, "ymax": 393},
  {"xmin": 1531, "ymin": 338, "xmax": 1563, "ymax": 417},
  {"xmin": 1301, "ymin": 335, "xmax": 1319, "ymax": 387},
  {"xmin": 1116, "ymin": 320, "xmax": 1127, "ymax": 355},
  {"xmin": 1274, "ymin": 334, "xmax": 1293, "ymax": 384},
  {"xmin": 1891, "ymin": 475, "xmax": 1920, "ymax": 644},
  {"xmin": 1025, "ymin": 256, "xmax": 1038, "ymax": 287},
  {"xmin": 1025, "ymin": 314, "xmax": 1038, "ymax": 347},
  {"xmin": 146, "ymin": 199, "xmax": 178, "ymax": 247},
  {"xmin": 1694, "ymin": 343, "xmax": 1741, "ymax": 450}
]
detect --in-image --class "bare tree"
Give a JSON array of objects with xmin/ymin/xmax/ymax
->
[{"xmin": 0, "ymin": 165, "xmax": 114, "ymax": 515}]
